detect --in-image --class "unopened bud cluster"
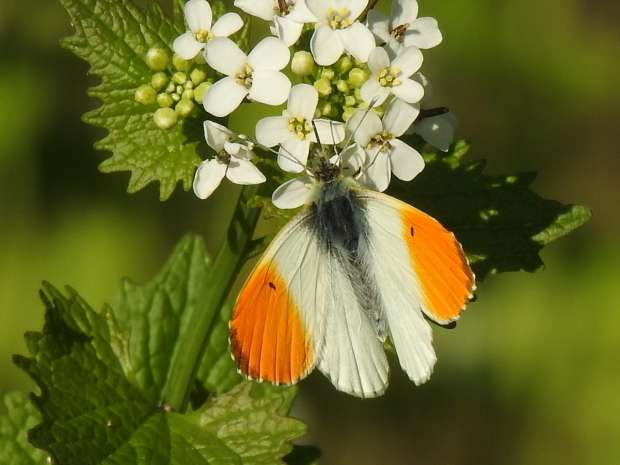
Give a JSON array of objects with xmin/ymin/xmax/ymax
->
[
  {"xmin": 291, "ymin": 52, "xmax": 378, "ymax": 121},
  {"xmin": 134, "ymin": 47, "xmax": 213, "ymax": 129}
]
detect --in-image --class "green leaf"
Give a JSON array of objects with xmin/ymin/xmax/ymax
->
[
  {"xmin": 390, "ymin": 140, "xmax": 592, "ymax": 280},
  {"xmin": 109, "ymin": 235, "xmax": 239, "ymax": 403},
  {"xmin": 59, "ymin": 0, "xmax": 200, "ymax": 200},
  {"xmin": 0, "ymin": 392, "xmax": 48, "ymax": 465},
  {"xmin": 13, "ymin": 237, "xmax": 307, "ymax": 465}
]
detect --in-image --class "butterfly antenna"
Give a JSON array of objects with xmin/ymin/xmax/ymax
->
[
  {"xmin": 342, "ymin": 96, "xmax": 380, "ymax": 149},
  {"xmin": 237, "ymin": 134, "xmax": 310, "ymax": 174},
  {"xmin": 311, "ymin": 120, "xmax": 324, "ymax": 155},
  {"xmin": 329, "ymin": 120, "xmax": 340, "ymax": 161}
]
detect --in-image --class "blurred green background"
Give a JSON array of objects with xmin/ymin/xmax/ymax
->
[{"xmin": 0, "ymin": 0, "xmax": 618, "ymax": 464}]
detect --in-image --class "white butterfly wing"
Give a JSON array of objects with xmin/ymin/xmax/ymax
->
[
  {"xmin": 359, "ymin": 189, "xmax": 475, "ymax": 384},
  {"xmin": 317, "ymin": 249, "xmax": 389, "ymax": 398},
  {"xmin": 230, "ymin": 210, "xmax": 329, "ymax": 384}
]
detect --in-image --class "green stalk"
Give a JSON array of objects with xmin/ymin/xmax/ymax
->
[{"xmin": 163, "ymin": 186, "xmax": 261, "ymax": 412}]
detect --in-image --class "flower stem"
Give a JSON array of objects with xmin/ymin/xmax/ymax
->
[{"xmin": 163, "ymin": 186, "xmax": 261, "ymax": 412}]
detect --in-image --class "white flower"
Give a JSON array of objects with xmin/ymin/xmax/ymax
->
[
  {"xmin": 346, "ymin": 99, "xmax": 424, "ymax": 192},
  {"xmin": 256, "ymin": 84, "xmax": 345, "ymax": 173},
  {"xmin": 272, "ymin": 175, "xmax": 317, "ymax": 209},
  {"xmin": 367, "ymin": 0, "xmax": 442, "ymax": 57},
  {"xmin": 361, "ymin": 46, "xmax": 424, "ymax": 106},
  {"xmin": 193, "ymin": 121, "xmax": 266, "ymax": 199},
  {"xmin": 235, "ymin": 0, "xmax": 317, "ymax": 46},
  {"xmin": 203, "ymin": 37, "xmax": 291, "ymax": 117},
  {"xmin": 173, "ymin": 0, "xmax": 244, "ymax": 60},
  {"xmin": 306, "ymin": 0, "xmax": 376, "ymax": 66}
]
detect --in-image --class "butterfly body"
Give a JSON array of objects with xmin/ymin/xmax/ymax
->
[{"xmin": 230, "ymin": 164, "xmax": 475, "ymax": 397}]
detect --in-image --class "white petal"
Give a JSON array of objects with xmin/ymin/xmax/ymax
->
[
  {"xmin": 287, "ymin": 84, "xmax": 318, "ymax": 120},
  {"xmin": 404, "ymin": 17, "xmax": 443, "ymax": 49},
  {"xmin": 389, "ymin": 139, "xmax": 424, "ymax": 181},
  {"xmin": 203, "ymin": 77, "xmax": 248, "ymax": 117},
  {"xmin": 312, "ymin": 119, "xmax": 345, "ymax": 145},
  {"xmin": 311, "ymin": 25, "xmax": 345, "ymax": 66},
  {"xmin": 249, "ymin": 71, "xmax": 291, "ymax": 106},
  {"xmin": 185, "ymin": 0, "xmax": 213, "ymax": 32},
  {"xmin": 211, "ymin": 13, "xmax": 244, "ymax": 37},
  {"xmin": 306, "ymin": 0, "xmax": 330, "ymax": 21},
  {"xmin": 273, "ymin": 15, "xmax": 305, "ymax": 46},
  {"xmin": 248, "ymin": 37, "xmax": 291, "ymax": 71},
  {"xmin": 339, "ymin": 143, "xmax": 366, "ymax": 177},
  {"xmin": 391, "ymin": 0, "xmax": 418, "ymax": 27},
  {"xmin": 339, "ymin": 22, "xmax": 375, "ymax": 63},
  {"xmin": 383, "ymin": 99, "xmax": 419, "ymax": 137},
  {"xmin": 172, "ymin": 31, "xmax": 205, "ymax": 60},
  {"xmin": 367, "ymin": 46, "xmax": 390, "ymax": 75},
  {"xmin": 347, "ymin": 0, "xmax": 370, "ymax": 21},
  {"xmin": 205, "ymin": 38, "xmax": 247, "ymax": 76},
  {"xmin": 367, "ymin": 9, "xmax": 391, "ymax": 44},
  {"xmin": 279, "ymin": 139, "xmax": 311, "ymax": 173},
  {"xmin": 384, "ymin": 38, "xmax": 403, "ymax": 59},
  {"xmin": 234, "ymin": 0, "xmax": 275, "ymax": 21},
  {"xmin": 226, "ymin": 157, "xmax": 267, "ymax": 185},
  {"xmin": 193, "ymin": 159, "xmax": 226, "ymax": 199},
  {"xmin": 255, "ymin": 116, "xmax": 291, "ymax": 147},
  {"xmin": 392, "ymin": 46, "xmax": 423, "ymax": 78},
  {"xmin": 203, "ymin": 120, "xmax": 232, "ymax": 152},
  {"xmin": 272, "ymin": 176, "xmax": 314, "ymax": 209},
  {"xmin": 363, "ymin": 149, "xmax": 391, "ymax": 192},
  {"xmin": 360, "ymin": 79, "xmax": 390, "ymax": 106},
  {"xmin": 347, "ymin": 109, "xmax": 383, "ymax": 146},
  {"xmin": 287, "ymin": 0, "xmax": 318, "ymax": 23},
  {"xmin": 391, "ymin": 78, "xmax": 425, "ymax": 104},
  {"xmin": 415, "ymin": 113, "xmax": 457, "ymax": 152}
]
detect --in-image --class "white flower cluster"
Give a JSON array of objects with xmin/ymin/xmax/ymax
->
[{"xmin": 172, "ymin": 0, "xmax": 456, "ymax": 207}]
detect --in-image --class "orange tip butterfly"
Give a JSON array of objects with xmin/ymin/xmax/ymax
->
[{"xmin": 229, "ymin": 136, "xmax": 476, "ymax": 398}]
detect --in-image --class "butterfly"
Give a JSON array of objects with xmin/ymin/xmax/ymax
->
[{"xmin": 229, "ymin": 122, "xmax": 476, "ymax": 398}]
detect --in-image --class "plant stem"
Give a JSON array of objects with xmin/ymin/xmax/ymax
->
[{"xmin": 163, "ymin": 186, "xmax": 261, "ymax": 412}]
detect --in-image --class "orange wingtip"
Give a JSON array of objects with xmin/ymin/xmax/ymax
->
[
  {"xmin": 230, "ymin": 264, "xmax": 314, "ymax": 384},
  {"xmin": 401, "ymin": 208, "xmax": 476, "ymax": 323}
]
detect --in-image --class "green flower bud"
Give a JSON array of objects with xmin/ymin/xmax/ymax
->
[
  {"xmin": 166, "ymin": 82, "xmax": 176, "ymax": 93},
  {"xmin": 354, "ymin": 88, "xmax": 362, "ymax": 101},
  {"xmin": 157, "ymin": 92, "xmax": 174, "ymax": 108},
  {"xmin": 182, "ymin": 89, "xmax": 194, "ymax": 100},
  {"xmin": 321, "ymin": 68, "xmax": 335, "ymax": 81},
  {"xmin": 153, "ymin": 107, "xmax": 178, "ymax": 129},
  {"xmin": 172, "ymin": 54, "xmax": 192, "ymax": 72},
  {"xmin": 314, "ymin": 78, "xmax": 332, "ymax": 97},
  {"xmin": 193, "ymin": 81, "xmax": 211, "ymax": 103},
  {"xmin": 348, "ymin": 68, "xmax": 369, "ymax": 88},
  {"xmin": 184, "ymin": 80, "xmax": 194, "ymax": 90},
  {"xmin": 171, "ymin": 92, "xmax": 181, "ymax": 102},
  {"xmin": 134, "ymin": 84, "xmax": 156, "ymax": 105},
  {"xmin": 321, "ymin": 102, "xmax": 333, "ymax": 117},
  {"xmin": 336, "ymin": 56, "xmax": 354, "ymax": 75},
  {"xmin": 291, "ymin": 51, "xmax": 316, "ymax": 77},
  {"xmin": 151, "ymin": 72, "xmax": 169, "ymax": 90},
  {"xmin": 172, "ymin": 71, "xmax": 187, "ymax": 85},
  {"xmin": 176, "ymin": 85, "xmax": 184, "ymax": 94},
  {"xmin": 146, "ymin": 47, "xmax": 170, "ymax": 71},
  {"xmin": 175, "ymin": 99, "xmax": 195, "ymax": 117},
  {"xmin": 342, "ymin": 106, "xmax": 355, "ymax": 122},
  {"xmin": 336, "ymin": 79, "xmax": 349, "ymax": 93},
  {"xmin": 314, "ymin": 108, "xmax": 323, "ymax": 119},
  {"xmin": 345, "ymin": 95, "xmax": 357, "ymax": 107},
  {"xmin": 190, "ymin": 68, "xmax": 207, "ymax": 85}
]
